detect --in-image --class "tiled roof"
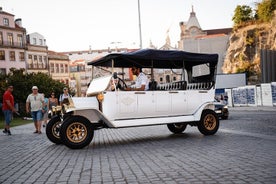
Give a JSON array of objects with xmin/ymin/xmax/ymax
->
[
  {"xmin": 195, "ymin": 33, "xmax": 228, "ymax": 39},
  {"xmin": 204, "ymin": 28, "xmax": 232, "ymax": 35}
]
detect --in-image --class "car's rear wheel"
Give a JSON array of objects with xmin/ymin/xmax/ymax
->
[
  {"xmin": 60, "ymin": 116, "xmax": 94, "ymax": 149},
  {"xmin": 198, "ymin": 109, "xmax": 219, "ymax": 135},
  {"xmin": 167, "ymin": 123, "xmax": 187, "ymax": 134}
]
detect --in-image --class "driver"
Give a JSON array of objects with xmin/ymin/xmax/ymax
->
[{"xmin": 125, "ymin": 67, "xmax": 149, "ymax": 91}]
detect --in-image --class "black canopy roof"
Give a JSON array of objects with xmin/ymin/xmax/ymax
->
[{"xmin": 88, "ymin": 49, "xmax": 218, "ymax": 69}]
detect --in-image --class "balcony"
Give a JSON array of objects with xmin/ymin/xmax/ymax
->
[{"xmin": 0, "ymin": 41, "xmax": 27, "ymax": 49}]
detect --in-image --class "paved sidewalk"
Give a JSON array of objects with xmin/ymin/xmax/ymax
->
[
  {"xmin": 229, "ymin": 105, "xmax": 276, "ymax": 111},
  {"xmin": 0, "ymin": 108, "xmax": 276, "ymax": 184}
]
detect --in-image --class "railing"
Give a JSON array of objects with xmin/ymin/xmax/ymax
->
[
  {"xmin": 152, "ymin": 81, "xmax": 214, "ymax": 91},
  {"xmin": 0, "ymin": 41, "xmax": 27, "ymax": 49}
]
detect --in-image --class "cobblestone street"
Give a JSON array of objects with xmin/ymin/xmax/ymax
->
[{"xmin": 1, "ymin": 108, "xmax": 276, "ymax": 184}]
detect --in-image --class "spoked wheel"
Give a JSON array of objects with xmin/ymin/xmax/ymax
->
[
  {"xmin": 198, "ymin": 109, "xmax": 219, "ymax": 135},
  {"xmin": 167, "ymin": 123, "xmax": 187, "ymax": 134},
  {"xmin": 46, "ymin": 116, "xmax": 63, "ymax": 144},
  {"xmin": 60, "ymin": 116, "xmax": 94, "ymax": 149}
]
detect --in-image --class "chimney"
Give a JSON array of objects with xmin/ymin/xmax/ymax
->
[{"xmin": 15, "ymin": 18, "xmax": 22, "ymax": 27}]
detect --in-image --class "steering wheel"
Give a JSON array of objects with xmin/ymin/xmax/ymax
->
[
  {"xmin": 113, "ymin": 72, "xmax": 128, "ymax": 90},
  {"xmin": 116, "ymin": 78, "xmax": 128, "ymax": 90}
]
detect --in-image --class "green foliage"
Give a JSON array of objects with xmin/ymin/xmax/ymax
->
[
  {"xmin": 0, "ymin": 68, "xmax": 68, "ymax": 114},
  {"xmin": 233, "ymin": 0, "xmax": 276, "ymax": 27},
  {"xmin": 232, "ymin": 5, "xmax": 254, "ymax": 26},
  {"xmin": 0, "ymin": 116, "xmax": 32, "ymax": 129},
  {"xmin": 256, "ymin": 0, "xmax": 276, "ymax": 22}
]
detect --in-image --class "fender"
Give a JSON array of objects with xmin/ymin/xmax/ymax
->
[
  {"xmin": 66, "ymin": 107, "xmax": 115, "ymax": 128},
  {"xmin": 192, "ymin": 101, "xmax": 215, "ymax": 121}
]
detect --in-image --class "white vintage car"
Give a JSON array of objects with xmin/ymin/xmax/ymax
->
[{"xmin": 46, "ymin": 49, "xmax": 219, "ymax": 149}]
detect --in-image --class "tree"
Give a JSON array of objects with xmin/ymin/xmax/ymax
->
[
  {"xmin": 0, "ymin": 68, "xmax": 68, "ymax": 115},
  {"xmin": 256, "ymin": 0, "xmax": 276, "ymax": 22},
  {"xmin": 232, "ymin": 5, "xmax": 254, "ymax": 26}
]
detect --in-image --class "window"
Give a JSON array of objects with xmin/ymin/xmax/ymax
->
[
  {"xmin": 39, "ymin": 39, "xmax": 43, "ymax": 45},
  {"xmin": 50, "ymin": 63, "xmax": 54, "ymax": 73},
  {"xmin": 38, "ymin": 56, "xmax": 43, "ymax": 68},
  {"xmin": 55, "ymin": 64, "xmax": 59, "ymax": 73},
  {"xmin": 39, "ymin": 56, "xmax": 42, "ymax": 62},
  {"xmin": 0, "ymin": 50, "xmax": 5, "ymax": 60},
  {"xmin": 9, "ymin": 51, "xmax": 15, "ymax": 61},
  {"xmin": 34, "ymin": 55, "xmax": 38, "ymax": 68},
  {"xmin": 65, "ymin": 64, "xmax": 68, "ymax": 73},
  {"xmin": 19, "ymin": 52, "xmax": 25, "ymax": 61},
  {"xmin": 43, "ymin": 56, "xmax": 48, "ymax": 68},
  {"xmin": 33, "ymin": 38, "xmax": 36, "ymax": 45},
  {"xmin": 28, "ymin": 54, "xmax": 33, "ymax": 68},
  {"xmin": 0, "ymin": 32, "xmax": 3, "ymax": 45},
  {"xmin": 61, "ymin": 64, "xmax": 64, "ymax": 73},
  {"xmin": 0, "ymin": 68, "xmax": 6, "ymax": 74},
  {"xmin": 28, "ymin": 54, "xmax": 33, "ymax": 60},
  {"xmin": 17, "ymin": 34, "xmax": 23, "ymax": 47},
  {"xmin": 7, "ymin": 33, "xmax": 13, "ymax": 46},
  {"xmin": 3, "ymin": 18, "xmax": 9, "ymax": 26}
]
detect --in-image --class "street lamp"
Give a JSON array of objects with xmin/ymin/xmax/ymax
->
[{"xmin": 138, "ymin": 0, "xmax": 142, "ymax": 48}]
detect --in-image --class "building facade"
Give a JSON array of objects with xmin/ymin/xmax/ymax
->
[
  {"xmin": 178, "ymin": 7, "xmax": 232, "ymax": 74},
  {"xmin": 0, "ymin": 7, "xmax": 27, "ymax": 74},
  {"xmin": 26, "ymin": 32, "xmax": 48, "ymax": 73},
  {"xmin": 48, "ymin": 50, "xmax": 70, "ymax": 85}
]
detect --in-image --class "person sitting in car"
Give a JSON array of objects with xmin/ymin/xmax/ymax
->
[{"xmin": 125, "ymin": 67, "xmax": 149, "ymax": 91}]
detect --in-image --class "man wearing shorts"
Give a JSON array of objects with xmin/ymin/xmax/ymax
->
[
  {"xmin": 2, "ymin": 85, "xmax": 16, "ymax": 135},
  {"xmin": 26, "ymin": 86, "xmax": 44, "ymax": 134}
]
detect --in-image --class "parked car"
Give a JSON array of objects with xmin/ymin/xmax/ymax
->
[
  {"xmin": 214, "ymin": 99, "xmax": 229, "ymax": 119},
  {"xmin": 46, "ymin": 49, "xmax": 220, "ymax": 149}
]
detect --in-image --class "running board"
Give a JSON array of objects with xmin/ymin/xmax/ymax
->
[{"xmin": 112, "ymin": 115, "xmax": 199, "ymax": 128}]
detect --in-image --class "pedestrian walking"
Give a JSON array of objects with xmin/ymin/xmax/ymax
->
[
  {"xmin": 26, "ymin": 86, "xmax": 44, "ymax": 134},
  {"xmin": 48, "ymin": 91, "xmax": 58, "ymax": 110},
  {"xmin": 2, "ymin": 85, "xmax": 17, "ymax": 135}
]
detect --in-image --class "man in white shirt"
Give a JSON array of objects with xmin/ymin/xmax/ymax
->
[
  {"xmin": 26, "ymin": 86, "xmax": 44, "ymax": 134},
  {"xmin": 126, "ymin": 67, "xmax": 149, "ymax": 91}
]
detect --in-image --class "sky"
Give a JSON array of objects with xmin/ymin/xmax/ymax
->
[{"xmin": 1, "ymin": 0, "xmax": 261, "ymax": 52}]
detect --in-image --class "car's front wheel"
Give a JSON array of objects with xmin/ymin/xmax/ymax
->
[
  {"xmin": 198, "ymin": 109, "xmax": 219, "ymax": 135},
  {"xmin": 46, "ymin": 116, "xmax": 63, "ymax": 144},
  {"xmin": 60, "ymin": 116, "xmax": 94, "ymax": 149},
  {"xmin": 167, "ymin": 123, "xmax": 187, "ymax": 134}
]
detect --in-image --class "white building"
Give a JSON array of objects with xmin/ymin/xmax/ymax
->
[{"xmin": 26, "ymin": 32, "xmax": 48, "ymax": 73}]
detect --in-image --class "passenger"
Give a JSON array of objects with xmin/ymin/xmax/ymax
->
[
  {"xmin": 59, "ymin": 87, "xmax": 71, "ymax": 106},
  {"xmin": 126, "ymin": 67, "xmax": 149, "ymax": 91}
]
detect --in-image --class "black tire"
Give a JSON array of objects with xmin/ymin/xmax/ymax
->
[
  {"xmin": 60, "ymin": 116, "xmax": 94, "ymax": 149},
  {"xmin": 46, "ymin": 116, "xmax": 63, "ymax": 144},
  {"xmin": 167, "ymin": 123, "xmax": 187, "ymax": 134},
  {"xmin": 198, "ymin": 109, "xmax": 219, "ymax": 135}
]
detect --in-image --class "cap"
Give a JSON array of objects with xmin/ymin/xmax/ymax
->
[
  {"xmin": 32, "ymin": 86, "xmax": 38, "ymax": 90},
  {"xmin": 63, "ymin": 87, "xmax": 68, "ymax": 90}
]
